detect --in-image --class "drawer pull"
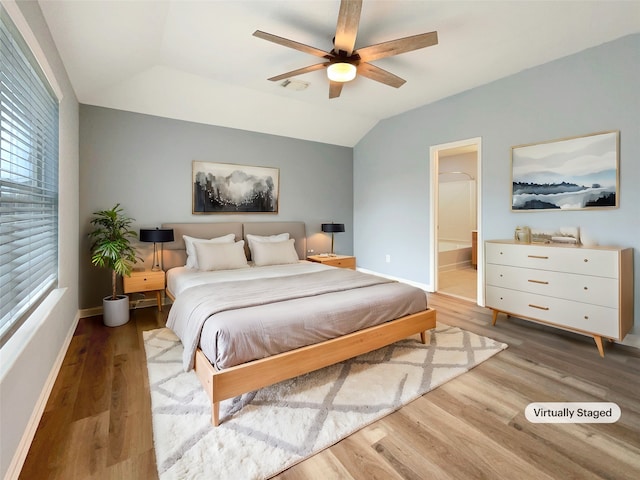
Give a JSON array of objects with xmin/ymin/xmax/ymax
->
[
  {"xmin": 528, "ymin": 279, "xmax": 549, "ymax": 285},
  {"xmin": 528, "ymin": 304, "xmax": 549, "ymax": 311},
  {"xmin": 583, "ymin": 286, "xmax": 588, "ymax": 290},
  {"xmin": 528, "ymin": 255, "xmax": 549, "ymax": 259},
  {"xmin": 584, "ymin": 258, "xmax": 589, "ymax": 263}
]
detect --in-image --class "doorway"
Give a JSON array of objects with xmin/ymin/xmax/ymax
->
[{"xmin": 429, "ymin": 138, "xmax": 483, "ymax": 304}]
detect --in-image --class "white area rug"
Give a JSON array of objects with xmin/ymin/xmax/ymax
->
[{"xmin": 143, "ymin": 324, "xmax": 507, "ymax": 480}]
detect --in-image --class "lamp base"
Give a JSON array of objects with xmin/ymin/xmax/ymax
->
[{"xmin": 151, "ymin": 242, "xmax": 161, "ymax": 271}]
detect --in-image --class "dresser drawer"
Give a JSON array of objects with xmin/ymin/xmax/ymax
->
[
  {"xmin": 485, "ymin": 264, "xmax": 619, "ymax": 308},
  {"xmin": 486, "ymin": 286, "xmax": 620, "ymax": 338},
  {"xmin": 485, "ymin": 242, "xmax": 618, "ymax": 278}
]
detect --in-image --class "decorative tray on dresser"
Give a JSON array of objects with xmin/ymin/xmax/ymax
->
[{"xmin": 485, "ymin": 240, "xmax": 634, "ymax": 357}]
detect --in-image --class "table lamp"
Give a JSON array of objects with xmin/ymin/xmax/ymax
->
[
  {"xmin": 321, "ymin": 223, "xmax": 345, "ymax": 256},
  {"xmin": 140, "ymin": 228, "xmax": 174, "ymax": 271}
]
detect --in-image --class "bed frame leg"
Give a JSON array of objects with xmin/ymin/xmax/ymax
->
[
  {"xmin": 212, "ymin": 401, "xmax": 220, "ymax": 427},
  {"xmin": 420, "ymin": 331, "xmax": 427, "ymax": 344}
]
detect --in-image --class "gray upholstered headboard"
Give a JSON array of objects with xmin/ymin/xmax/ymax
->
[{"xmin": 160, "ymin": 221, "xmax": 306, "ymax": 270}]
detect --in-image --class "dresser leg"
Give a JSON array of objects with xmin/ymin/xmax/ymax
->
[
  {"xmin": 156, "ymin": 291, "xmax": 162, "ymax": 312},
  {"xmin": 593, "ymin": 335, "xmax": 605, "ymax": 357},
  {"xmin": 491, "ymin": 309, "xmax": 499, "ymax": 326}
]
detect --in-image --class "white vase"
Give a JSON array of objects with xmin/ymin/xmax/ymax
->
[
  {"xmin": 580, "ymin": 229, "xmax": 598, "ymax": 247},
  {"xmin": 102, "ymin": 295, "xmax": 130, "ymax": 327}
]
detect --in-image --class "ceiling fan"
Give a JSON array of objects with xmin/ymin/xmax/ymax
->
[{"xmin": 253, "ymin": 0, "xmax": 438, "ymax": 99}]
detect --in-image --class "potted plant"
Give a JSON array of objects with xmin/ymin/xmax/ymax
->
[{"xmin": 89, "ymin": 204, "xmax": 140, "ymax": 327}]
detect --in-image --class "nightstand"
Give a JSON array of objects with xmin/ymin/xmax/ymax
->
[
  {"xmin": 123, "ymin": 269, "xmax": 165, "ymax": 311},
  {"xmin": 307, "ymin": 254, "xmax": 356, "ymax": 270}
]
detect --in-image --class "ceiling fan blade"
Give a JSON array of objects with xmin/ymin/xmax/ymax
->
[
  {"xmin": 253, "ymin": 30, "xmax": 333, "ymax": 59},
  {"xmin": 357, "ymin": 31, "xmax": 438, "ymax": 62},
  {"xmin": 334, "ymin": 0, "xmax": 362, "ymax": 56},
  {"xmin": 329, "ymin": 81, "xmax": 344, "ymax": 99},
  {"xmin": 267, "ymin": 63, "xmax": 330, "ymax": 82},
  {"xmin": 357, "ymin": 62, "xmax": 406, "ymax": 88}
]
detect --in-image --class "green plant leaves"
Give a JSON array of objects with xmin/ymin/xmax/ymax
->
[{"xmin": 88, "ymin": 203, "xmax": 141, "ymax": 299}]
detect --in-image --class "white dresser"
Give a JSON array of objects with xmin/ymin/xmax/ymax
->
[{"xmin": 485, "ymin": 240, "xmax": 634, "ymax": 356}]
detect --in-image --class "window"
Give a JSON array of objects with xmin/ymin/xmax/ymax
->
[{"xmin": 0, "ymin": 4, "xmax": 59, "ymax": 344}]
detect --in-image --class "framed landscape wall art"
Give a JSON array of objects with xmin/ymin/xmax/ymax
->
[
  {"xmin": 192, "ymin": 161, "xmax": 279, "ymax": 214},
  {"xmin": 511, "ymin": 131, "xmax": 619, "ymax": 211}
]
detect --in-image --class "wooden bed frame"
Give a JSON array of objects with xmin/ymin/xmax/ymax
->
[
  {"xmin": 171, "ymin": 297, "xmax": 435, "ymax": 426},
  {"xmin": 160, "ymin": 221, "xmax": 437, "ymax": 426}
]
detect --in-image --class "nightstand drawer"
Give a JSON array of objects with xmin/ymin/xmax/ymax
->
[
  {"xmin": 307, "ymin": 255, "xmax": 356, "ymax": 269},
  {"xmin": 323, "ymin": 257, "xmax": 356, "ymax": 269},
  {"xmin": 123, "ymin": 270, "xmax": 165, "ymax": 293}
]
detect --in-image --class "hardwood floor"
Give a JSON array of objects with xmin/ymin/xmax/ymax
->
[
  {"xmin": 20, "ymin": 295, "xmax": 640, "ymax": 479},
  {"xmin": 19, "ymin": 308, "xmax": 164, "ymax": 480}
]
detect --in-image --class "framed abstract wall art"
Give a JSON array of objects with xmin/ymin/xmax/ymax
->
[
  {"xmin": 192, "ymin": 161, "xmax": 279, "ymax": 214},
  {"xmin": 511, "ymin": 131, "xmax": 619, "ymax": 211}
]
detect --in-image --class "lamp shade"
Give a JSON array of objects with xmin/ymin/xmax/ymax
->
[
  {"xmin": 139, "ymin": 228, "xmax": 174, "ymax": 243},
  {"xmin": 321, "ymin": 223, "xmax": 345, "ymax": 233}
]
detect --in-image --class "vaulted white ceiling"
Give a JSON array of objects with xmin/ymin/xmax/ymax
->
[{"xmin": 39, "ymin": 1, "xmax": 640, "ymax": 147}]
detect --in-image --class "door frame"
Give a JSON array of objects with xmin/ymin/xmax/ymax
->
[{"xmin": 429, "ymin": 137, "xmax": 484, "ymax": 305}]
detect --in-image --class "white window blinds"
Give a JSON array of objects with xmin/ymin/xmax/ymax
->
[{"xmin": 0, "ymin": 4, "xmax": 59, "ymax": 343}]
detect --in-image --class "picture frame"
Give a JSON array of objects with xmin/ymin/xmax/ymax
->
[
  {"xmin": 511, "ymin": 131, "xmax": 619, "ymax": 211},
  {"xmin": 192, "ymin": 161, "xmax": 279, "ymax": 214}
]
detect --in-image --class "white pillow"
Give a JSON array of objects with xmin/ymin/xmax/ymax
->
[
  {"xmin": 251, "ymin": 239, "xmax": 299, "ymax": 267},
  {"xmin": 183, "ymin": 233, "xmax": 235, "ymax": 269},
  {"xmin": 194, "ymin": 240, "xmax": 249, "ymax": 271},
  {"xmin": 245, "ymin": 233, "xmax": 289, "ymax": 259}
]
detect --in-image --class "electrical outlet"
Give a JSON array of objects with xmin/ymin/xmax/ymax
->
[
  {"xmin": 307, "ymin": 249, "xmax": 314, "ymax": 254},
  {"xmin": 385, "ymin": 254, "xmax": 391, "ymax": 263}
]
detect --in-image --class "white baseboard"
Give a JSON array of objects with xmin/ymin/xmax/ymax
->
[
  {"xmin": 4, "ymin": 310, "xmax": 80, "ymax": 480},
  {"xmin": 438, "ymin": 260, "xmax": 472, "ymax": 272},
  {"xmin": 79, "ymin": 297, "xmax": 171, "ymax": 319},
  {"xmin": 356, "ymin": 267, "xmax": 433, "ymax": 292},
  {"xmin": 78, "ymin": 306, "xmax": 103, "ymax": 318},
  {"xmin": 620, "ymin": 333, "xmax": 640, "ymax": 349}
]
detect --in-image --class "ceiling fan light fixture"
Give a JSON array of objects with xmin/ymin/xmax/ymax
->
[{"xmin": 327, "ymin": 62, "xmax": 356, "ymax": 83}]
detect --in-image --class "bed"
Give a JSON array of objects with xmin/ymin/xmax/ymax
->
[{"xmin": 162, "ymin": 221, "xmax": 436, "ymax": 426}]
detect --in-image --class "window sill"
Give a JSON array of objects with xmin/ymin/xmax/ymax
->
[{"xmin": 0, "ymin": 288, "xmax": 67, "ymax": 381}]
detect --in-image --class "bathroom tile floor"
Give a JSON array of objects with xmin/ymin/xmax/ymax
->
[{"xmin": 438, "ymin": 265, "xmax": 477, "ymax": 302}]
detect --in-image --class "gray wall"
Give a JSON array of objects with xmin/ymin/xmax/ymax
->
[
  {"xmin": 79, "ymin": 106, "xmax": 353, "ymax": 309},
  {"xmin": 354, "ymin": 34, "xmax": 640, "ymax": 331},
  {"xmin": 1, "ymin": 2, "xmax": 79, "ymax": 479}
]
